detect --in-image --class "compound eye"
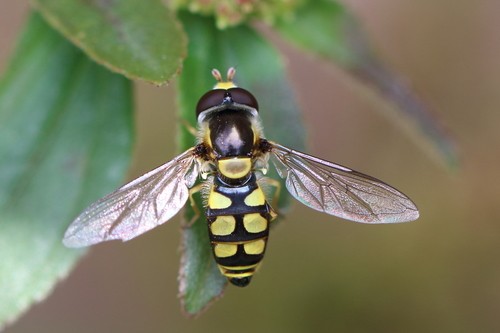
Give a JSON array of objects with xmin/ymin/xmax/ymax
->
[
  {"xmin": 196, "ymin": 89, "xmax": 226, "ymax": 116},
  {"xmin": 228, "ymin": 87, "xmax": 259, "ymax": 111}
]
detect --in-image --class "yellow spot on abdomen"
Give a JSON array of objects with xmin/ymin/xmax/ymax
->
[
  {"xmin": 222, "ymin": 271, "xmax": 254, "ymax": 278},
  {"xmin": 208, "ymin": 189, "xmax": 232, "ymax": 209},
  {"xmin": 211, "ymin": 216, "xmax": 236, "ymax": 236},
  {"xmin": 219, "ymin": 263, "xmax": 259, "ymax": 271},
  {"xmin": 214, "ymin": 243, "xmax": 238, "ymax": 258},
  {"xmin": 244, "ymin": 187, "xmax": 266, "ymax": 206},
  {"xmin": 243, "ymin": 239, "xmax": 266, "ymax": 255},
  {"xmin": 220, "ymin": 270, "xmax": 255, "ymax": 278},
  {"xmin": 218, "ymin": 157, "xmax": 252, "ymax": 179},
  {"xmin": 243, "ymin": 213, "xmax": 268, "ymax": 233}
]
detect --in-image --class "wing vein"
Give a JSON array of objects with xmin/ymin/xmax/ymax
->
[
  {"xmin": 63, "ymin": 148, "xmax": 199, "ymax": 247},
  {"xmin": 269, "ymin": 142, "xmax": 419, "ymax": 224}
]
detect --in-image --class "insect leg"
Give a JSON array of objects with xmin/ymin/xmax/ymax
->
[
  {"xmin": 266, "ymin": 178, "xmax": 282, "ymax": 207},
  {"xmin": 178, "ymin": 118, "xmax": 198, "ymax": 137},
  {"xmin": 184, "ymin": 183, "xmax": 203, "ymax": 227},
  {"xmin": 260, "ymin": 177, "xmax": 281, "ymax": 221}
]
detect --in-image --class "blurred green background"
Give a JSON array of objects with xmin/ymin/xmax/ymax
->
[{"xmin": 2, "ymin": 1, "xmax": 500, "ymax": 332}]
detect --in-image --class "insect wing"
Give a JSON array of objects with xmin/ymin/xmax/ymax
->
[
  {"xmin": 63, "ymin": 148, "xmax": 199, "ymax": 247},
  {"xmin": 269, "ymin": 142, "xmax": 419, "ymax": 223}
]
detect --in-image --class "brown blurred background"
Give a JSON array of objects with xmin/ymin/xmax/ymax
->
[{"xmin": 2, "ymin": 1, "xmax": 500, "ymax": 332}]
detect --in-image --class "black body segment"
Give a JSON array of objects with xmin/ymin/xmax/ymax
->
[
  {"xmin": 205, "ymin": 174, "xmax": 273, "ymax": 287},
  {"xmin": 200, "ymin": 89, "xmax": 275, "ymax": 286}
]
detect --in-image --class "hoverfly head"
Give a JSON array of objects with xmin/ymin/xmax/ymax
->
[{"xmin": 196, "ymin": 68, "xmax": 259, "ymax": 119}]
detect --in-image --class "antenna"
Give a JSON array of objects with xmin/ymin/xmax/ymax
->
[{"xmin": 211, "ymin": 67, "xmax": 238, "ymax": 89}]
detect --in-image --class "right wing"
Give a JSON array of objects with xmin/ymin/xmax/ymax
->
[
  {"xmin": 63, "ymin": 148, "xmax": 199, "ymax": 247},
  {"xmin": 269, "ymin": 142, "xmax": 419, "ymax": 224}
]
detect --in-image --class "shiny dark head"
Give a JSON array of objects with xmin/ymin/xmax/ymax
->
[{"xmin": 196, "ymin": 87, "xmax": 259, "ymax": 117}]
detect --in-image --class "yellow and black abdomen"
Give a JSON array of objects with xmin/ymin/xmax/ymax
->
[{"xmin": 206, "ymin": 173, "xmax": 273, "ymax": 287}]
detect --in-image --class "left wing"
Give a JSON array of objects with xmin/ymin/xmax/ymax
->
[
  {"xmin": 269, "ymin": 142, "xmax": 419, "ymax": 223},
  {"xmin": 63, "ymin": 148, "xmax": 199, "ymax": 247}
]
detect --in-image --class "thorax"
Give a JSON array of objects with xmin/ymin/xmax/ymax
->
[{"xmin": 199, "ymin": 108, "xmax": 262, "ymax": 184}]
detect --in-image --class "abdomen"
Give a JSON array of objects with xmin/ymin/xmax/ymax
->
[{"xmin": 205, "ymin": 173, "xmax": 274, "ymax": 287}]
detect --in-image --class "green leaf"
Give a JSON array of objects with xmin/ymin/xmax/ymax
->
[
  {"xmin": 176, "ymin": 11, "xmax": 305, "ymax": 315},
  {"xmin": 275, "ymin": 0, "xmax": 458, "ymax": 167},
  {"xmin": 31, "ymin": 0, "xmax": 187, "ymax": 85},
  {"xmin": 0, "ymin": 13, "xmax": 133, "ymax": 327}
]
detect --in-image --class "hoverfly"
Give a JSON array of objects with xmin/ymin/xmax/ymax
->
[{"xmin": 64, "ymin": 68, "xmax": 419, "ymax": 287}]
